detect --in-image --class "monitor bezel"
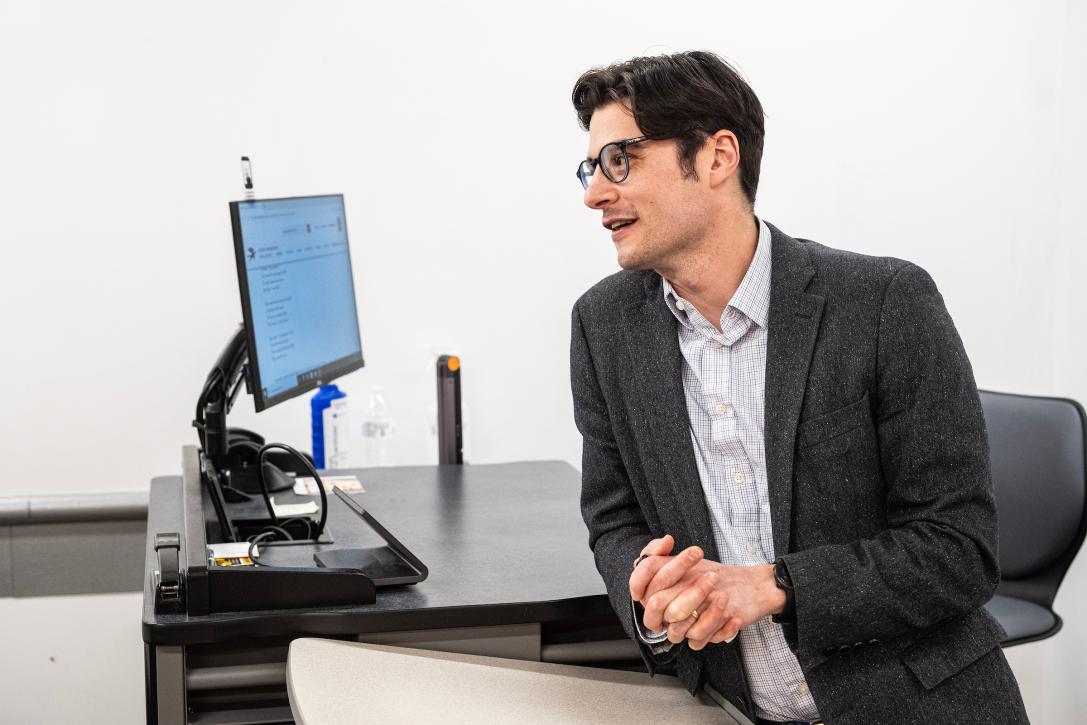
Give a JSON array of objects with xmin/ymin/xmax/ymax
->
[{"xmin": 229, "ymin": 193, "xmax": 365, "ymax": 413}]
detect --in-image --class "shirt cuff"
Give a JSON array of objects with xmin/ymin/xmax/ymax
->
[{"xmin": 631, "ymin": 599, "xmax": 675, "ymax": 654}]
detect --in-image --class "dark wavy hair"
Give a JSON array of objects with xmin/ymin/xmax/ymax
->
[{"xmin": 572, "ymin": 51, "xmax": 765, "ymax": 206}]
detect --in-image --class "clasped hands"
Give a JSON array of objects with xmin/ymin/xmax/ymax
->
[{"xmin": 629, "ymin": 534, "xmax": 786, "ymax": 651}]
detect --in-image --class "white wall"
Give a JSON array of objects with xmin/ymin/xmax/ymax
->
[{"xmin": 0, "ymin": 0, "xmax": 1083, "ymax": 722}]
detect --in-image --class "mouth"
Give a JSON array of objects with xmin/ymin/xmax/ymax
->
[
  {"xmin": 603, "ymin": 218, "xmax": 636, "ymax": 231},
  {"xmin": 603, "ymin": 218, "xmax": 638, "ymax": 241}
]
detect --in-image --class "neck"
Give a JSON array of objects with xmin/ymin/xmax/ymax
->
[{"xmin": 658, "ymin": 210, "xmax": 759, "ymax": 331}]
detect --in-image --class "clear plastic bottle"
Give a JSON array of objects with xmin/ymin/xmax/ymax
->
[{"xmin": 360, "ymin": 386, "xmax": 394, "ymax": 466}]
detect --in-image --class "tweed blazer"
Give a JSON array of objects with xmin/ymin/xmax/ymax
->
[{"xmin": 570, "ymin": 222, "xmax": 1029, "ymax": 724}]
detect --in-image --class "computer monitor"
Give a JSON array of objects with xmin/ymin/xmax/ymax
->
[{"xmin": 230, "ymin": 194, "xmax": 364, "ymax": 412}]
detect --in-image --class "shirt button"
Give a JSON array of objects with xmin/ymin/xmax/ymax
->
[
  {"xmin": 797, "ymin": 683, "xmax": 810, "ymax": 695},
  {"xmin": 714, "ymin": 403, "xmax": 728, "ymax": 415},
  {"xmin": 712, "ymin": 340, "xmax": 723, "ymax": 349},
  {"xmin": 734, "ymin": 472, "xmax": 745, "ymax": 484},
  {"xmin": 675, "ymin": 299, "xmax": 686, "ymax": 311},
  {"xmin": 746, "ymin": 542, "xmax": 756, "ymax": 555}
]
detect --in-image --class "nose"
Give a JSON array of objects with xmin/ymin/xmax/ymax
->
[{"xmin": 583, "ymin": 169, "xmax": 618, "ymax": 210}]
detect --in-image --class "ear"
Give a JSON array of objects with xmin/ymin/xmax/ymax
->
[{"xmin": 706, "ymin": 130, "xmax": 741, "ymax": 190}]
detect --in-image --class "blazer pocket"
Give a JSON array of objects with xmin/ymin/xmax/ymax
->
[
  {"xmin": 900, "ymin": 608, "xmax": 1006, "ymax": 690},
  {"xmin": 798, "ymin": 392, "xmax": 871, "ymax": 450}
]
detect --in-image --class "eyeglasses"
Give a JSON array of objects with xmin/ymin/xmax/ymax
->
[{"xmin": 576, "ymin": 135, "xmax": 653, "ymax": 190}]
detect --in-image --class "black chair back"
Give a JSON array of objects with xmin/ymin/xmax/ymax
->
[{"xmin": 980, "ymin": 389, "xmax": 1087, "ymax": 645}]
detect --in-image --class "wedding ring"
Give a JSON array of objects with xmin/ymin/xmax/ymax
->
[{"xmin": 690, "ymin": 610, "xmax": 700, "ymax": 620}]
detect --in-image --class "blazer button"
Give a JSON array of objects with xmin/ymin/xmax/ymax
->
[
  {"xmin": 823, "ymin": 646, "xmax": 837, "ymax": 656},
  {"xmin": 867, "ymin": 639, "xmax": 880, "ymax": 646},
  {"xmin": 837, "ymin": 644, "xmax": 852, "ymax": 654},
  {"xmin": 853, "ymin": 641, "xmax": 865, "ymax": 648}
]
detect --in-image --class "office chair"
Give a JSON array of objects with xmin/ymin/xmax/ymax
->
[{"xmin": 979, "ymin": 390, "xmax": 1087, "ymax": 646}]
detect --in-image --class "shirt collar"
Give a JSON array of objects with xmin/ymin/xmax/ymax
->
[{"xmin": 662, "ymin": 217, "xmax": 773, "ymax": 330}]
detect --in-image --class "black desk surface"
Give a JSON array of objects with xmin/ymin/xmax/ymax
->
[{"xmin": 142, "ymin": 461, "xmax": 614, "ymax": 645}]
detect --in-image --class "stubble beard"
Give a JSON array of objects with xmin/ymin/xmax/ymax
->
[
  {"xmin": 617, "ymin": 224, "xmax": 697, "ymax": 275},
  {"xmin": 616, "ymin": 225, "xmax": 665, "ymax": 271}
]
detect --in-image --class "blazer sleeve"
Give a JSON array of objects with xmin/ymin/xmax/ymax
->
[
  {"xmin": 570, "ymin": 300, "xmax": 677, "ymax": 672},
  {"xmin": 780, "ymin": 263, "xmax": 1000, "ymax": 668}
]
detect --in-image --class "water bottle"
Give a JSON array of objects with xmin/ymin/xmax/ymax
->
[
  {"xmin": 323, "ymin": 396, "xmax": 352, "ymax": 470},
  {"xmin": 311, "ymin": 384, "xmax": 346, "ymax": 470},
  {"xmin": 360, "ymin": 386, "xmax": 394, "ymax": 466}
]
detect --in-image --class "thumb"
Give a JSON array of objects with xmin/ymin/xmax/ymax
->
[{"xmin": 642, "ymin": 534, "xmax": 675, "ymax": 557}]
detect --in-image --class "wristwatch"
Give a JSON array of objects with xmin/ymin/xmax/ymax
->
[{"xmin": 771, "ymin": 558, "xmax": 797, "ymax": 624}]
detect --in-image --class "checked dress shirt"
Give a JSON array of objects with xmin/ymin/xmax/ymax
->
[{"xmin": 638, "ymin": 218, "xmax": 820, "ymax": 722}]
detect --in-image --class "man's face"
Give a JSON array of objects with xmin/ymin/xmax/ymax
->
[{"xmin": 583, "ymin": 102, "xmax": 709, "ymax": 271}]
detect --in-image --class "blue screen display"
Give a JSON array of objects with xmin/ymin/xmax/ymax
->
[{"xmin": 235, "ymin": 195, "xmax": 362, "ymax": 404}]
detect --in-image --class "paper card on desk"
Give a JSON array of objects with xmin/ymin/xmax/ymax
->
[
  {"xmin": 271, "ymin": 497, "xmax": 320, "ymax": 517},
  {"xmin": 293, "ymin": 475, "xmax": 365, "ymax": 496}
]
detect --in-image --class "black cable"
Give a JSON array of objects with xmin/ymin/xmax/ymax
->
[
  {"xmin": 248, "ymin": 526, "xmax": 353, "ymax": 572},
  {"xmin": 280, "ymin": 517, "xmax": 314, "ymax": 540},
  {"xmin": 216, "ymin": 442, "xmax": 327, "ymax": 571},
  {"xmin": 256, "ymin": 442, "xmax": 329, "ymax": 538},
  {"xmin": 247, "ymin": 530, "xmax": 280, "ymax": 568},
  {"xmin": 255, "ymin": 446, "xmax": 280, "ymax": 526},
  {"xmin": 249, "ymin": 524, "xmax": 293, "ymax": 542},
  {"xmin": 246, "ymin": 524, "xmax": 297, "ymax": 568}
]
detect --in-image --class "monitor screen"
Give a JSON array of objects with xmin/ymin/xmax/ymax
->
[{"xmin": 230, "ymin": 194, "xmax": 364, "ymax": 412}]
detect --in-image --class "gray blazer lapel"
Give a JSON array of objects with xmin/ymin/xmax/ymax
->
[
  {"xmin": 622, "ymin": 275, "xmax": 717, "ymax": 558},
  {"xmin": 764, "ymin": 223, "xmax": 825, "ymax": 558}
]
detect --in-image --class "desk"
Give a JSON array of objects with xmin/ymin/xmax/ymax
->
[
  {"xmin": 286, "ymin": 639, "xmax": 739, "ymax": 724},
  {"xmin": 142, "ymin": 449, "xmax": 635, "ymax": 724}
]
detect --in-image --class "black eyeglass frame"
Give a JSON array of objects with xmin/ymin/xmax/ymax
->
[{"xmin": 576, "ymin": 135, "xmax": 656, "ymax": 190}]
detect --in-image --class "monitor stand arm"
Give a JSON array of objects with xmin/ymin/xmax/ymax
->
[
  {"xmin": 194, "ymin": 325, "xmax": 294, "ymax": 501},
  {"xmin": 201, "ymin": 325, "xmax": 248, "ymax": 459}
]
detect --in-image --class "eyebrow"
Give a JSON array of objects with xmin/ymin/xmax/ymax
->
[{"xmin": 584, "ymin": 137, "xmax": 629, "ymax": 161}]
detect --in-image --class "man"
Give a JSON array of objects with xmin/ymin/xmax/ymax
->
[{"xmin": 569, "ymin": 51, "xmax": 1028, "ymax": 725}]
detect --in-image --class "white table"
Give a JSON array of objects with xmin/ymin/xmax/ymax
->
[{"xmin": 287, "ymin": 639, "xmax": 745, "ymax": 724}]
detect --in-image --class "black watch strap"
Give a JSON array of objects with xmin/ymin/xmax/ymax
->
[{"xmin": 771, "ymin": 558, "xmax": 797, "ymax": 624}]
